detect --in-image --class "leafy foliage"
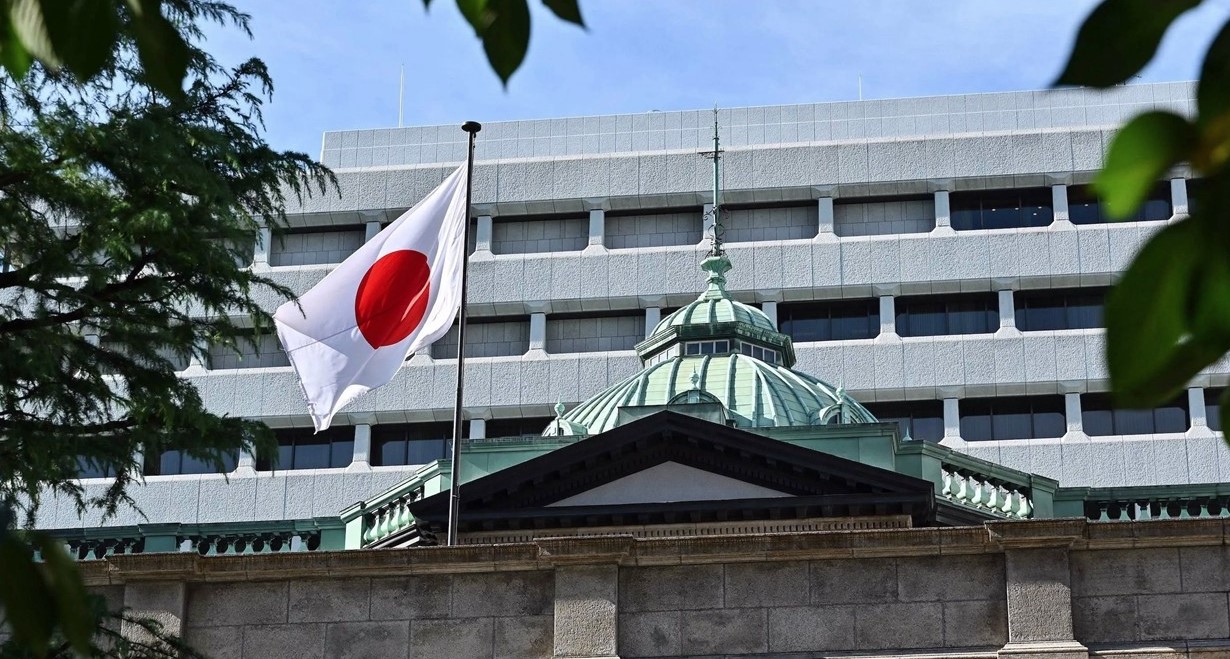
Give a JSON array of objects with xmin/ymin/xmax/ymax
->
[
  {"xmin": 1057, "ymin": 0, "xmax": 1230, "ymax": 433},
  {"xmin": 446, "ymin": 0, "xmax": 584, "ymax": 85}
]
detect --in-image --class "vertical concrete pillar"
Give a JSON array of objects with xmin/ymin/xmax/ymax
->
[
  {"xmin": 474, "ymin": 215, "xmax": 494, "ymax": 253},
  {"xmin": 236, "ymin": 448, "xmax": 257, "ymax": 475},
  {"xmin": 1172, "ymin": 178, "xmax": 1190, "ymax": 217},
  {"xmin": 934, "ymin": 190, "xmax": 951, "ymax": 230},
  {"xmin": 940, "ymin": 397, "xmax": 963, "ymax": 446},
  {"xmin": 1065, "ymin": 393, "xmax": 1083, "ymax": 435},
  {"xmin": 1051, "ymin": 184, "xmax": 1070, "ymax": 225},
  {"xmin": 469, "ymin": 418, "xmax": 487, "ymax": 440},
  {"xmin": 991, "ymin": 521, "xmax": 1089, "ymax": 659},
  {"xmin": 878, "ymin": 295, "xmax": 896, "ymax": 337},
  {"xmin": 253, "ymin": 225, "xmax": 272, "ymax": 267},
  {"xmin": 554, "ymin": 565, "xmax": 619, "ymax": 659},
  {"xmin": 817, "ymin": 196, "xmax": 835, "ymax": 236},
  {"xmin": 348, "ymin": 423, "xmax": 372, "ymax": 471},
  {"xmin": 588, "ymin": 209, "xmax": 605, "ymax": 248},
  {"xmin": 1190, "ymin": 387, "xmax": 1207, "ymax": 428},
  {"xmin": 364, "ymin": 219, "xmax": 381, "ymax": 242},
  {"xmin": 122, "ymin": 582, "xmax": 187, "ymax": 645},
  {"xmin": 998, "ymin": 289, "xmax": 1017, "ymax": 332},
  {"xmin": 529, "ymin": 312, "xmax": 547, "ymax": 353},
  {"xmin": 761, "ymin": 301, "xmax": 778, "ymax": 329},
  {"xmin": 644, "ymin": 307, "xmax": 661, "ymax": 339}
]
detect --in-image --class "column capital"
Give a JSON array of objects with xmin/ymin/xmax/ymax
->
[{"xmin": 582, "ymin": 197, "xmax": 610, "ymax": 211}]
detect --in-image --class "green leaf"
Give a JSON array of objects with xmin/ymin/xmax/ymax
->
[
  {"xmin": 8, "ymin": 0, "xmax": 59, "ymax": 67},
  {"xmin": 542, "ymin": 0, "xmax": 584, "ymax": 27},
  {"xmin": 1198, "ymin": 20, "xmax": 1230, "ymax": 126},
  {"xmin": 458, "ymin": 0, "xmax": 530, "ymax": 85},
  {"xmin": 0, "ymin": 11, "xmax": 33, "ymax": 78},
  {"xmin": 34, "ymin": 533, "xmax": 94, "ymax": 654},
  {"xmin": 0, "ymin": 532, "xmax": 57, "ymax": 653},
  {"xmin": 126, "ymin": 0, "xmax": 191, "ymax": 99},
  {"xmin": 1055, "ymin": 0, "xmax": 1201, "ymax": 87},
  {"xmin": 39, "ymin": 0, "xmax": 120, "ymax": 81},
  {"xmin": 1093, "ymin": 111, "xmax": 1195, "ymax": 219},
  {"xmin": 1105, "ymin": 218, "xmax": 1213, "ymax": 406}
]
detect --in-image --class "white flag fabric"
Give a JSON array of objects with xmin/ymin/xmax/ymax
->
[{"xmin": 275, "ymin": 165, "xmax": 469, "ymax": 431}]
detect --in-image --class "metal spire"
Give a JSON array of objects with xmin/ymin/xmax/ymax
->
[{"xmin": 700, "ymin": 107, "xmax": 724, "ymax": 256}]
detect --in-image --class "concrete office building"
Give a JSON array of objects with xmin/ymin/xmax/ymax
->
[{"xmin": 29, "ymin": 81, "xmax": 1230, "ymax": 658}]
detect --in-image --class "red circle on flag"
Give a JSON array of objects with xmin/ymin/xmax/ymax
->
[{"xmin": 354, "ymin": 250, "xmax": 431, "ymax": 349}]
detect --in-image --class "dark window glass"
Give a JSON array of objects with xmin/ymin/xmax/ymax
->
[
  {"xmin": 372, "ymin": 422, "xmax": 454, "ymax": 467},
  {"xmin": 779, "ymin": 299, "xmax": 879, "ymax": 342},
  {"xmin": 1068, "ymin": 183, "xmax": 1171, "ymax": 224},
  {"xmin": 1082, "ymin": 393, "xmax": 1189, "ymax": 436},
  {"xmin": 959, "ymin": 396, "xmax": 1065, "ymax": 441},
  {"xmin": 258, "ymin": 427, "xmax": 354, "ymax": 470},
  {"xmin": 950, "ymin": 188, "xmax": 1053, "ymax": 231},
  {"xmin": 1014, "ymin": 288, "xmax": 1107, "ymax": 331},
  {"xmin": 1206, "ymin": 389, "xmax": 1223, "ymax": 432},
  {"xmin": 76, "ymin": 457, "xmax": 116, "ymax": 479},
  {"xmin": 1188, "ymin": 179, "xmax": 1205, "ymax": 214},
  {"xmin": 146, "ymin": 449, "xmax": 239, "ymax": 476},
  {"xmin": 865, "ymin": 400, "xmax": 945, "ymax": 442},
  {"xmin": 486, "ymin": 417, "xmax": 554, "ymax": 439},
  {"xmin": 896, "ymin": 293, "xmax": 998, "ymax": 337}
]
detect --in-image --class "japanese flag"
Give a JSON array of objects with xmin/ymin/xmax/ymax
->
[{"xmin": 274, "ymin": 165, "xmax": 468, "ymax": 431}]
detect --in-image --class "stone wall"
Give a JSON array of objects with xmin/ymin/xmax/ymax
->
[{"xmin": 73, "ymin": 519, "xmax": 1230, "ymax": 659}]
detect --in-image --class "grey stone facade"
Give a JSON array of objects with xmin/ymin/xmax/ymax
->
[{"xmin": 45, "ymin": 519, "xmax": 1230, "ymax": 659}]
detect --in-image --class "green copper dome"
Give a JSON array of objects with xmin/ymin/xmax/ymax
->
[{"xmin": 544, "ymin": 251, "xmax": 876, "ymax": 437}]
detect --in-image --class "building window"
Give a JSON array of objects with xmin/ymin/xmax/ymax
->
[
  {"xmin": 950, "ymin": 188, "xmax": 1053, "ymax": 230},
  {"xmin": 895, "ymin": 293, "xmax": 998, "ymax": 337},
  {"xmin": 259, "ymin": 427, "xmax": 354, "ymax": 470},
  {"xmin": 1206, "ymin": 388, "xmax": 1223, "ymax": 432},
  {"xmin": 146, "ymin": 449, "xmax": 239, "ymax": 476},
  {"xmin": 485, "ymin": 417, "xmax": 555, "ymax": 439},
  {"xmin": 959, "ymin": 396, "xmax": 1065, "ymax": 441},
  {"xmin": 865, "ymin": 400, "xmax": 944, "ymax": 442},
  {"xmin": 779, "ymin": 299, "xmax": 879, "ymax": 342},
  {"xmin": 1014, "ymin": 288, "xmax": 1106, "ymax": 331},
  {"xmin": 684, "ymin": 340, "xmax": 730, "ymax": 355},
  {"xmin": 739, "ymin": 342, "xmax": 778, "ymax": 364},
  {"xmin": 76, "ymin": 458, "xmax": 116, "ymax": 480},
  {"xmin": 1068, "ymin": 183, "xmax": 1170, "ymax": 224},
  {"xmin": 1082, "ymin": 393, "xmax": 1189, "ymax": 436},
  {"xmin": 371, "ymin": 422, "xmax": 453, "ymax": 467}
]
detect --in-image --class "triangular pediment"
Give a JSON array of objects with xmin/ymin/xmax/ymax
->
[
  {"xmin": 405, "ymin": 412, "xmax": 938, "ymax": 539},
  {"xmin": 546, "ymin": 461, "xmax": 791, "ymax": 507}
]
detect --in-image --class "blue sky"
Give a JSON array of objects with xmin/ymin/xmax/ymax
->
[{"xmin": 206, "ymin": 1, "xmax": 1230, "ymax": 157}]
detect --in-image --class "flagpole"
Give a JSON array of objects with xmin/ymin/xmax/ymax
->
[{"xmin": 447, "ymin": 121, "xmax": 481, "ymax": 546}]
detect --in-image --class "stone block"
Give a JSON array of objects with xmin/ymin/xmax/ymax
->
[
  {"xmin": 724, "ymin": 561, "xmax": 809, "ymax": 608},
  {"xmin": 451, "ymin": 571, "xmax": 553, "ymax": 618},
  {"xmin": 411, "ymin": 618, "xmax": 492, "ymax": 659},
  {"xmin": 1070, "ymin": 548, "xmax": 1181, "ymax": 597},
  {"xmin": 618, "ymin": 611, "xmax": 681, "ymax": 658},
  {"xmin": 898, "ymin": 554, "xmax": 1004, "ymax": 602},
  {"xmin": 1072, "ymin": 595, "xmax": 1136, "ymax": 645},
  {"xmin": 854, "ymin": 602, "xmax": 944, "ymax": 650},
  {"xmin": 767, "ymin": 605, "xmax": 857, "ymax": 653},
  {"xmin": 1003, "ymin": 548, "xmax": 1074, "ymax": 643},
  {"xmin": 122, "ymin": 582, "xmax": 186, "ymax": 642},
  {"xmin": 943, "ymin": 599, "xmax": 1007, "ymax": 648},
  {"xmin": 243, "ymin": 623, "xmax": 326, "ymax": 659},
  {"xmin": 681, "ymin": 609, "xmax": 767, "ymax": 656},
  {"xmin": 183, "ymin": 626, "xmax": 244, "ymax": 658},
  {"xmin": 187, "ymin": 582, "xmax": 288, "ymax": 627},
  {"xmin": 370, "ymin": 575, "xmax": 452, "ymax": 621},
  {"xmin": 288, "ymin": 578, "xmax": 370, "ymax": 623},
  {"xmin": 618, "ymin": 564, "xmax": 723, "ymax": 612},
  {"xmin": 325, "ymin": 620, "xmax": 412, "ymax": 659},
  {"xmin": 810, "ymin": 557, "xmax": 897, "ymax": 605},
  {"xmin": 493, "ymin": 616, "xmax": 552, "ymax": 659},
  {"xmin": 554, "ymin": 565, "xmax": 617, "ymax": 658},
  {"xmin": 1137, "ymin": 592, "xmax": 1230, "ymax": 641}
]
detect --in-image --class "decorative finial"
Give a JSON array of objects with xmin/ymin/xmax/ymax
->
[
  {"xmin": 554, "ymin": 401, "xmax": 566, "ymax": 417},
  {"xmin": 690, "ymin": 369, "xmax": 701, "ymax": 389}
]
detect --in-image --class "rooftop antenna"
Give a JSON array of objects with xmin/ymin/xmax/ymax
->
[
  {"xmin": 858, "ymin": 74, "xmax": 863, "ymax": 101},
  {"xmin": 398, "ymin": 64, "xmax": 405, "ymax": 127},
  {"xmin": 700, "ymin": 106, "xmax": 724, "ymax": 255}
]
